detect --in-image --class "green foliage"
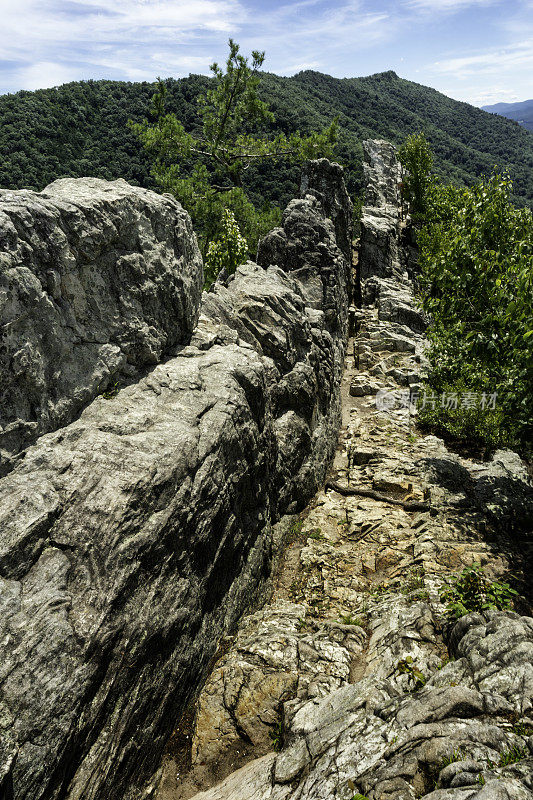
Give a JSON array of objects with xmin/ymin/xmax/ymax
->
[
  {"xmin": 407, "ymin": 589, "xmax": 430, "ymax": 604},
  {"xmin": 511, "ymin": 721, "xmax": 533, "ymax": 737},
  {"xmin": 352, "ymin": 191, "xmax": 365, "ymax": 238},
  {"xmin": 398, "ymin": 132, "xmax": 434, "ymax": 217},
  {"xmin": 286, "ymin": 519, "xmax": 305, "ymax": 547},
  {"xmin": 497, "ymin": 745, "xmax": 528, "ymax": 766},
  {"xmin": 307, "ymin": 527, "xmax": 326, "ymax": 541},
  {"xmin": 439, "ymin": 749, "xmax": 467, "ymax": 768},
  {"xmin": 1, "ymin": 69, "xmax": 533, "ymax": 211},
  {"xmin": 396, "ymin": 656, "xmax": 426, "ymax": 689},
  {"xmin": 347, "ymin": 780, "xmax": 369, "ymax": 800},
  {"xmin": 100, "ymin": 381, "xmax": 120, "ymax": 400},
  {"xmin": 131, "ymin": 40, "xmax": 336, "ymax": 254},
  {"xmin": 204, "ymin": 209, "xmax": 248, "ymax": 289},
  {"xmin": 417, "ymin": 172, "xmax": 533, "ymax": 453},
  {"xmin": 338, "ymin": 614, "xmax": 364, "ymax": 626},
  {"xmin": 269, "ymin": 719, "xmax": 284, "ymax": 752},
  {"xmin": 440, "ymin": 563, "xmax": 518, "ymax": 619},
  {"xmin": 400, "ymin": 567, "xmax": 425, "ymax": 594}
]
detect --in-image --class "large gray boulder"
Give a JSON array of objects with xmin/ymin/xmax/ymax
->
[
  {"xmin": 0, "ymin": 178, "xmax": 203, "ymax": 475},
  {"xmin": 0, "ymin": 163, "xmax": 351, "ymax": 800}
]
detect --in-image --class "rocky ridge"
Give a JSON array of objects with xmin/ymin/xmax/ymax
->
[
  {"xmin": 0, "ymin": 178, "xmax": 203, "ymax": 476},
  {"xmin": 0, "ymin": 162, "xmax": 352, "ymax": 799},
  {"xmin": 154, "ymin": 141, "xmax": 533, "ymax": 800}
]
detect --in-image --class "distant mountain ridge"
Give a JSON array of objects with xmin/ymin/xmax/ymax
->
[
  {"xmin": 482, "ymin": 98, "xmax": 533, "ymax": 133},
  {"xmin": 0, "ymin": 70, "xmax": 532, "ymax": 208}
]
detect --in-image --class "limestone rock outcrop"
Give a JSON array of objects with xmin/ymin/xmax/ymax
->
[
  {"xmin": 0, "ymin": 164, "xmax": 352, "ymax": 800},
  {"xmin": 257, "ymin": 159, "xmax": 352, "ymax": 325},
  {"xmin": 186, "ymin": 611, "xmax": 533, "ymax": 800},
  {"xmin": 0, "ymin": 178, "xmax": 203, "ymax": 476},
  {"xmin": 359, "ymin": 139, "xmax": 403, "ymax": 281},
  {"xmin": 299, "ymin": 158, "xmax": 354, "ymax": 265}
]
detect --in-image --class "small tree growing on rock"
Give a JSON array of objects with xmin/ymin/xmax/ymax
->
[
  {"xmin": 398, "ymin": 132, "xmax": 433, "ymax": 219},
  {"xmin": 132, "ymin": 39, "xmax": 338, "ymax": 268},
  {"xmin": 204, "ymin": 208, "xmax": 248, "ymax": 289}
]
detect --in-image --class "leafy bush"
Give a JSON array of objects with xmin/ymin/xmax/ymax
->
[
  {"xmin": 398, "ymin": 131, "xmax": 433, "ymax": 217},
  {"xmin": 417, "ymin": 173, "xmax": 533, "ymax": 454},
  {"xmin": 396, "ymin": 656, "xmax": 426, "ymax": 689},
  {"xmin": 204, "ymin": 209, "xmax": 248, "ymax": 289},
  {"xmin": 440, "ymin": 563, "xmax": 518, "ymax": 619}
]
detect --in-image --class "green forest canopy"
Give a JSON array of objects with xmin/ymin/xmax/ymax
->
[{"xmin": 1, "ymin": 69, "xmax": 532, "ymax": 209}]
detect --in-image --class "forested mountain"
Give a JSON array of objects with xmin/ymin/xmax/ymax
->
[
  {"xmin": 1, "ymin": 69, "xmax": 532, "ymax": 209},
  {"xmin": 482, "ymin": 99, "xmax": 533, "ymax": 133}
]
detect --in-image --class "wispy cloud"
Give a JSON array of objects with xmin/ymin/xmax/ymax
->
[
  {"xmin": 0, "ymin": 0, "xmax": 530, "ymax": 107},
  {"xmin": 0, "ymin": 0, "xmax": 395, "ymax": 93},
  {"xmin": 404, "ymin": 0, "xmax": 497, "ymax": 10},
  {"xmin": 434, "ymin": 39, "xmax": 533, "ymax": 76},
  {"xmin": 0, "ymin": 0, "xmax": 245, "ymax": 92},
  {"xmin": 238, "ymin": 2, "xmax": 395, "ymax": 76},
  {"xmin": 12, "ymin": 61, "xmax": 80, "ymax": 92}
]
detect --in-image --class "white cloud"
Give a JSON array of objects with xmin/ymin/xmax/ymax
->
[
  {"xmin": 237, "ymin": 3, "xmax": 395, "ymax": 76},
  {"xmin": 0, "ymin": 0, "xmax": 398, "ymax": 93},
  {"xmin": 0, "ymin": 0, "xmax": 529, "ymax": 107},
  {"xmin": 405, "ymin": 0, "xmax": 497, "ymax": 10},
  {"xmin": 433, "ymin": 39, "xmax": 533, "ymax": 77},
  {"xmin": 438, "ymin": 83, "xmax": 523, "ymax": 105},
  {"xmin": 0, "ymin": 0, "xmax": 246, "ymax": 90},
  {"xmin": 15, "ymin": 61, "xmax": 80, "ymax": 91},
  {"xmin": 279, "ymin": 60, "xmax": 321, "ymax": 74}
]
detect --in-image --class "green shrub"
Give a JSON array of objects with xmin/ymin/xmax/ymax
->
[
  {"xmin": 440, "ymin": 563, "xmax": 518, "ymax": 619},
  {"xmin": 395, "ymin": 656, "xmax": 426, "ymax": 689},
  {"xmin": 417, "ymin": 173, "xmax": 533, "ymax": 454},
  {"xmin": 204, "ymin": 209, "xmax": 248, "ymax": 289},
  {"xmin": 398, "ymin": 132, "xmax": 433, "ymax": 218}
]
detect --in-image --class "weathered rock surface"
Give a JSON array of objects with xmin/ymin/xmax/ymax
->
[
  {"xmin": 187, "ymin": 610, "xmax": 533, "ymax": 800},
  {"xmin": 171, "ymin": 141, "xmax": 533, "ymax": 800},
  {"xmin": 257, "ymin": 162, "xmax": 352, "ymax": 332},
  {"xmin": 299, "ymin": 158, "xmax": 354, "ymax": 265},
  {"xmin": 184, "ymin": 600, "xmax": 366, "ymax": 792},
  {"xmin": 0, "ymin": 164, "xmax": 352, "ymax": 799},
  {"xmin": 0, "ymin": 178, "xmax": 203, "ymax": 475},
  {"xmin": 359, "ymin": 139, "xmax": 403, "ymax": 281}
]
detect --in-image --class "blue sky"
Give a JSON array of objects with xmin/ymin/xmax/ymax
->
[{"xmin": 0, "ymin": 0, "xmax": 531, "ymax": 105}]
